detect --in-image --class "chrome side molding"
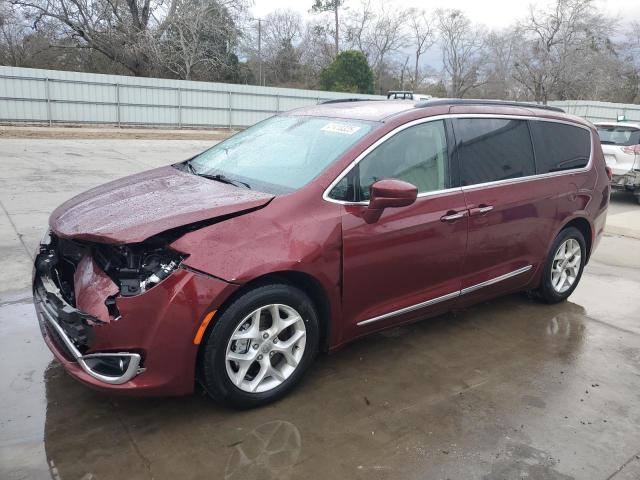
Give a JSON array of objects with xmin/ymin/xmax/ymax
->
[
  {"xmin": 460, "ymin": 265, "xmax": 532, "ymax": 295},
  {"xmin": 357, "ymin": 264, "xmax": 533, "ymax": 327},
  {"xmin": 357, "ymin": 291, "xmax": 460, "ymax": 326}
]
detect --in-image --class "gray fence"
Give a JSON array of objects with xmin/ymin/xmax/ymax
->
[
  {"xmin": 549, "ymin": 100, "xmax": 640, "ymax": 124},
  {"xmin": 0, "ymin": 66, "xmax": 383, "ymax": 128},
  {"xmin": 2, "ymin": 66, "xmax": 639, "ymax": 128}
]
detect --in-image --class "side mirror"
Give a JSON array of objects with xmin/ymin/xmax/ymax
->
[{"xmin": 364, "ymin": 179, "xmax": 418, "ymax": 223}]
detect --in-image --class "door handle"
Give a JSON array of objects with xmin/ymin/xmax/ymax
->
[
  {"xmin": 469, "ymin": 205, "xmax": 494, "ymax": 216},
  {"xmin": 440, "ymin": 210, "xmax": 468, "ymax": 222}
]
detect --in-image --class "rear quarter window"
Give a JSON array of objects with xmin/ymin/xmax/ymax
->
[{"xmin": 530, "ymin": 121, "xmax": 591, "ymax": 174}]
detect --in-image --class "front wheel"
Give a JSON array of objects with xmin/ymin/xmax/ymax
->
[
  {"xmin": 535, "ymin": 227, "xmax": 586, "ymax": 304},
  {"xmin": 199, "ymin": 283, "xmax": 319, "ymax": 409}
]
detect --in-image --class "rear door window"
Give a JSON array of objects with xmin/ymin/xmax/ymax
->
[
  {"xmin": 453, "ymin": 118, "xmax": 535, "ymax": 186},
  {"xmin": 530, "ymin": 121, "xmax": 591, "ymax": 173}
]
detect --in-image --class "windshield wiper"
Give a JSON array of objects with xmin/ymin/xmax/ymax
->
[
  {"xmin": 198, "ymin": 173, "xmax": 251, "ymax": 189},
  {"xmin": 183, "ymin": 161, "xmax": 251, "ymax": 189},
  {"xmin": 184, "ymin": 160, "xmax": 197, "ymax": 174}
]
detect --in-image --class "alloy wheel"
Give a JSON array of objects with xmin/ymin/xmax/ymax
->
[
  {"xmin": 550, "ymin": 238, "xmax": 582, "ymax": 294},
  {"xmin": 225, "ymin": 304, "xmax": 307, "ymax": 393}
]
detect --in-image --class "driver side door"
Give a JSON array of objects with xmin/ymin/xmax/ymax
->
[{"xmin": 330, "ymin": 119, "xmax": 469, "ymax": 338}]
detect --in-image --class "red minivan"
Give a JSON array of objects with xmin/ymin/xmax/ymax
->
[{"xmin": 33, "ymin": 99, "xmax": 609, "ymax": 407}]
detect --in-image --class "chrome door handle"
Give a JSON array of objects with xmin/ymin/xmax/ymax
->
[
  {"xmin": 440, "ymin": 211, "xmax": 467, "ymax": 222},
  {"xmin": 470, "ymin": 205, "xmax": 494, "ymax": 216}
]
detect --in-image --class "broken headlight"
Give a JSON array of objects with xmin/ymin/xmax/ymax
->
[
  {"xmin": 93, "ymin": 244, "xmax": 184, "ymax": 297},
  {"xmin": 140, "ymin": 256, "xmax": 180, "ymax": 292}
]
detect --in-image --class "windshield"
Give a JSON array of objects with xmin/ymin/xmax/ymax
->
[
  {"xmin": 187, "ymin": 115, "xmax": 377, "ymax": 194},
  {"xmin": 597, "ymin": 126, "xmax": 640, "ymax": 146}
]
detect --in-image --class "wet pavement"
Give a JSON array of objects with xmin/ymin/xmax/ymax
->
[
  {"xmin": 1, "ymin": 233, "xmax": 639, "ymax": 480},
  {"xmin": 1, "ymin": 139, "xmax": 640, "ymax": 479}
]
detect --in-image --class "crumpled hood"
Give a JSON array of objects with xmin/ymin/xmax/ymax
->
[{"xmin": 50, "ymin": 166, "xmax": 274, "ymax": 244}]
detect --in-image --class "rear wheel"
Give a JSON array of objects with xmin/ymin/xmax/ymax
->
[
  {"xmin": 535, "ymin": 227, "xmax": 586, "ymax": 304},
  {"xmin": 199, "ymin": 283, "xmax": 319, "ymax": 408}
]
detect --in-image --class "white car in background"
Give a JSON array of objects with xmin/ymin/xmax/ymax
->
[{"xmin": 595, "ymin": 122, "xmax": 640, "ymax": 204}]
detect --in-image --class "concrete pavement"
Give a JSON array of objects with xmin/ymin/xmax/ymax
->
[{"xmin": 606, "ymin": 191, "xmax": 640, "ymax": 239}]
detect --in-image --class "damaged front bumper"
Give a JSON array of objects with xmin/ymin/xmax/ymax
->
[
  {"xmin": 34, "ymin": 273, "xmax": 144, "ymax": 384},
  {"xmin": 33, "ymin": 233, "xmax": 239, "ymax": 396}
]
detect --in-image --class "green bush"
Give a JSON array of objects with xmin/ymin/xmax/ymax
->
[{"xmin": 320, "ymin": 51, "xmax": 374, "ymax": 94}]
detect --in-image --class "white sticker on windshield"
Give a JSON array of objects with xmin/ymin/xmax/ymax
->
[{"xmin": 321, "ymin": 122, "xmax": 362, "ymax": 135}]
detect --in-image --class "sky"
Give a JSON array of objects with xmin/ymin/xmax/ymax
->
[{"xmin": 252, "ymin": 0, "xmax": 640, "ymax": 28}]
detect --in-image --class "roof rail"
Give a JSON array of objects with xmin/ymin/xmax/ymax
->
[
  {"xmin": 415, "ymin": 98, "xmax": 565, "ymax": 113},
  {"xmin": 319, "ymin": 98, "xmax": 378, "ymax": 105}
]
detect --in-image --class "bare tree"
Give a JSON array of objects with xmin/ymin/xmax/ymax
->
[
  {"xmin": 161, "ymin": 0, "xmax": 239, "ymax": 80},
  {"xmin": 398, "ymin": 55, "xmax": 410, "ymax": 90},
  {"xmin": 11, "ymin": 0, "xmax": 246, "ymax": 76},
  {"xmin": 262, "ymin": 9, "xmax": 304, "ymax": 85},
  {"xmin": 344, "ymin": 0, "xmax": 374, "ymax": 53},
  {"xmin": 617, "ymin": 21, "xmax": 640, "ymax": 102},
  {"xmin": 407, "ymin": 8, "xmax": 435, "ymax": 90},
  {"xmin": 482, "ymin": 28, "xmax": 520, "ymax": 99},
  {"xmin": 0, "ymin": 4, "xmax": 93, "ymax": 70},
  {"xmin": 298, "ymin": 20, "xmax": 335, "ymax": 86},
  {"xmin": 310, "ymin": 0, "xmax": 344, "ymax": 57},
  {"xmin": 437, "ymin": 9, "xmax": 486, "ymax": 98},
  {"xmin": 625, "ymin": 21, "xmax": 640, "ymax": 67},
  {"xmin": 12, "ymin": 0, "xmax": 166, "ymax": 75},
  {"xmin": 359, "ymin": 2, "xmax": 408, "ymax": 93},
  {"xmin": 512, "ymin": 0, "xmax": 613, "ymax": 104},
  {"xmin": 0, "ymin": 4, "xmax": 29, "ymax": 66}
]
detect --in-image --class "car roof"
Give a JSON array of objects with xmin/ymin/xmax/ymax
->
[
  {"xmin": 290, "ymin": 100, "xmax": 414, "ymax": 122},
  {"xmin": 288, "ymin": 99, "xmax": 584, "ymax": 125}
]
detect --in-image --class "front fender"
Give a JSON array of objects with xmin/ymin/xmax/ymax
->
[{"xmin": 170, "ymin": 195, "xmax": 344, "ymax": 342}]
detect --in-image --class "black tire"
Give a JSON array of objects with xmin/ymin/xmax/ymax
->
[
  {"xmin": 535, "ymin": 227, "xmax": 586, "ymax": 304},
  {"xmin": 199, "ymin": 283, "xmax": 319, "ymax": 409}
]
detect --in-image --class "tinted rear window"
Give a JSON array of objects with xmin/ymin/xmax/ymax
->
[
  {"xmin": 530, "ymin": 121, "xmax": 591, "ymax": 174},
  {"xmin": 454, "ymin": 118, "xmax": 535, "ymax": 186},
  {"xmin": 596, "ymin": 126, "xmax": 640, "ymax": 146}
]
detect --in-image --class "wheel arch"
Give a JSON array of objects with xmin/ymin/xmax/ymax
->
[
  {"xmin": 558, "ymin": 216, "xmax": 593, "ymax": 263},
  {"xmin": 197, "ymin": 270, "xmax": 333, "ymax": 363}
]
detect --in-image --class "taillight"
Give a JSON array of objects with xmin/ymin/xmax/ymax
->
[
  {"xmin": 605, "ymin": 166, "xmax": 613, "ymax": 180},
  {"xmin": 621, "ymin": 145, "xmax": 640, "ymax": 154}
]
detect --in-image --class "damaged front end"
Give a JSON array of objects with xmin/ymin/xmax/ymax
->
[{"xmin": 33, "ymin": 230, "xmax": 184, "ymax": 385}]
